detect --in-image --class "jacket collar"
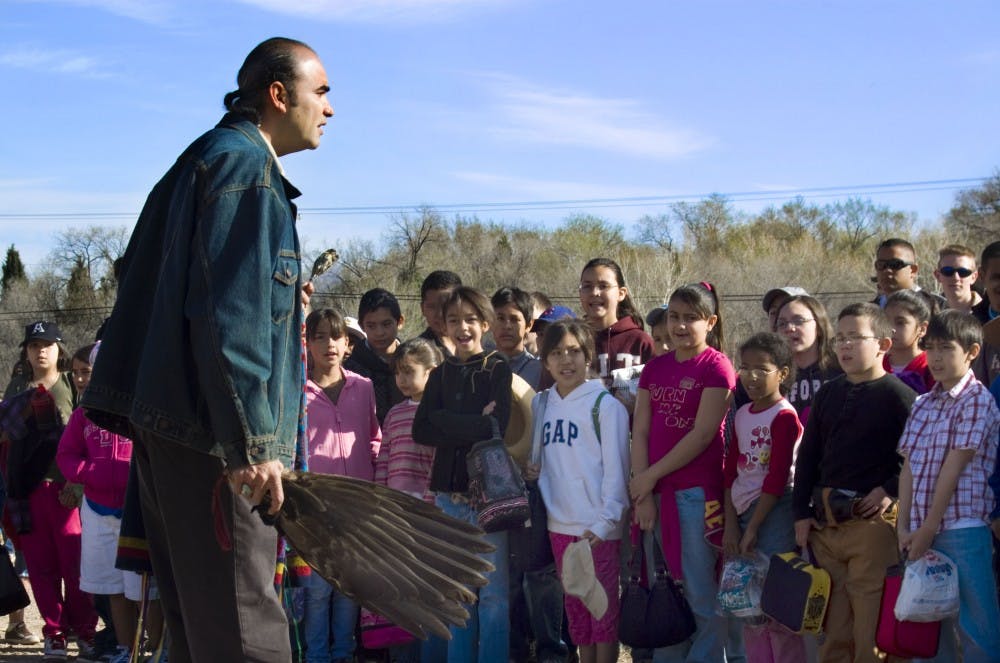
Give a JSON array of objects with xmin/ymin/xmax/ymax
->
[{"xmin": 215, "ymin": 112, "xmax": 302, "ymax": 200}]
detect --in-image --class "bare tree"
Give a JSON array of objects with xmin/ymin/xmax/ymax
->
[{"xmin": 945, "ymin": 172, "xmax": 1000, "ymax": 246}]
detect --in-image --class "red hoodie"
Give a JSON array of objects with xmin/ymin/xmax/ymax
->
[{"xmin": 593, "ymin": 316, "xmax": 654, "ymax": 386}]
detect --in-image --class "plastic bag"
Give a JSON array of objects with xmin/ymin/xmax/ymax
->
[
  {"xmin": 894, "ymin": 548, "xmax": 959, "ymax": 623},
  {"xmin": 717, "ymin": 553, "xmax": 769, "ymax": 618}
]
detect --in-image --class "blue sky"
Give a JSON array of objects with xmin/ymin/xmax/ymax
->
[{"xmin": 2, "ymin": 0, "xmax": 999, "ymax": 272}]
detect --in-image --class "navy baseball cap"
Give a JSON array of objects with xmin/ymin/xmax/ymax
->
[{"xmin": 21, "ymin": 320, "xmax": 62, "ymax": 347}]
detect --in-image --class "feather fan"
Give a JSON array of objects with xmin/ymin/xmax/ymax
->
[{"xmin": 263, "ymin": 471, "xmax": 495, "ymax": 640}]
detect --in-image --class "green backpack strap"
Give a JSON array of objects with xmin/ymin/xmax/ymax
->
[{"xmin": 592, "ymin": 390, "xmax": 608, "ymax": 444}]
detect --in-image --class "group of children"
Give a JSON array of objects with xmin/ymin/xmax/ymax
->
[
  {"xmin": 3, "ymin": 237, "xmax": 1000, "ymax": 663},
  {"xmin": 1, "ymin": 323, "xmax": 164, "ymax": 663}
]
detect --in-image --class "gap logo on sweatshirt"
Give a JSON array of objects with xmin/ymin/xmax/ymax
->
[{"xmin": 542, "ymin": 419, "xmax": 579, "ymax": 447}]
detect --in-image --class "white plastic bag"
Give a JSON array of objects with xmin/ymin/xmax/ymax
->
[
  {"xmin": 717, "ymin": 553, "xmax": 769, "ymax": 618},
  {"xmin": 894, "ymin": 548, "xmax": 959, "ymax": 622}
]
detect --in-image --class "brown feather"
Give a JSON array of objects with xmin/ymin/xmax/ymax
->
[{"xmin": 272, "ymin": 471, "xmax": 495, "ymax": 640}]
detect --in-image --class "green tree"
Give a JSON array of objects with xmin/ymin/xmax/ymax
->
[
  {"xmin": 675, "ymin": 194, "xmax": 740, "ymax": 254},
  {"xmin": 824, "ymin": 197, "xmax": 913, "ymax": 254},
  {"xmin": 1, "ymin": 244, "xmax": 27, "ymax": 298},
  {"xmin": 65, "ymin": 256, "xmax": 96, "ymax": 312}
]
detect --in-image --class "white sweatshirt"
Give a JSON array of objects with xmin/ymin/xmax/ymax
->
[{"xmin": 535, "ymin": 379, "xmax": 630, "ymax": 542}]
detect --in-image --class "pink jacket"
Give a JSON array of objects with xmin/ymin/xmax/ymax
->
[
  {"xmin": 306, "ymin": 370, "xmax": 381, "ymax": 480},
  {"xmin": 56, "ymin": 408, "xmax": 133, "ymax": 510}
]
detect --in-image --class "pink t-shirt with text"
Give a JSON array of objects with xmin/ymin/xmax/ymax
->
[{"xmin": 638, "ymin": 346, "xmax": 735, "ymax": 493}]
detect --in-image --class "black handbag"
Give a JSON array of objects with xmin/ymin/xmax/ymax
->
[
  {"xmin": 618, "ymin": 531, "xmax": 696, "ymax": 649},
  {"xmin": 466, "ymin": 418, "xmax": 530, "ymax": 533},
  {"xmin": 0, "ymin": 546, "xmax": 29, "ymax": 616}
]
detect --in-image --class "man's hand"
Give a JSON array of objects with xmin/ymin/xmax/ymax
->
[
  {"xmin": 857, "ymin": 486, "xmax": 892, "ymax": 519},
  {"xmin": 228, "ymin": 460, "xmax": 285, "ymax": 515},
  {"xmin": 301, "ymin": 281, "xmax": 315, "ymax": 310}
]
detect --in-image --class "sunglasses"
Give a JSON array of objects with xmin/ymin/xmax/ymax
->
[
  {"xmin": 875, "ymin": 258, "xmax": 913, "ymax": 271},
  {"xmin": 938, "ymin": 266, "xmax": 974, "ymax": 278}
]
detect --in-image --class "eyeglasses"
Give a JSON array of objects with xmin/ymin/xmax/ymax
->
[
  {"xmin": 776, "ymin": 317, "xmax": 814, "ymax": 331},
  {"xmin": 833, "ymin": 335, "xmax": 878, "ymax": 347},
  {"xmin": 875, "ymin": 259, "xmax": 913, "ymax": 271},
  {"xmin": 737, "ymin": 366, "xmax": 780, "ymax": 380},
  {"xmin": 938, "ymin": 266, "xmax": 974, "ymax": 278}
]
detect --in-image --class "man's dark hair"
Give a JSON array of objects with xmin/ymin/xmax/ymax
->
[
  {"xmin": 981, "ymin": 240, "xmax": 1000, "ymax": 273},
  {"xmin": 491, "ymin": 286, "xmax": 533, "ymax": 323},
  {"xmin": 876, "ymin": 237, "xmax": 916, "ymax": 257},
  {"xmin": 358, "ymin": 288, "xmax": 402, "ymax": 323},
  {"xmin": 420, "ymin": 270, "xmax": 462, "ymax": 301},
  {"xmin": 923, "ymin": 310, "xmax": 982, "ymax": 352},
  {"xmin": 223, "ymin": 37, "xmax": 313, "ymax": 124}
]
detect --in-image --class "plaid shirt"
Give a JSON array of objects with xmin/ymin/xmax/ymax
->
[{"xmin": 899, "ymin": 369, "xmax": 1000, "ymax": 531}]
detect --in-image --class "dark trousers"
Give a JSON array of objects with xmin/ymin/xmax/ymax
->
[
  {"xmin": 133, "ymin": 432, "xmax": 291, "ymax": 663},
  {"xmin": 509, "ymin": 524, "xmax": 567, "ymax": 662}
]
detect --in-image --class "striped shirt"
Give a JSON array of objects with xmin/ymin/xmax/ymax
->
[
  {"xmin": 375, "ymin": 399, "xmax": 435, "ymax": 503},
  {"xmin": 899, "ymin": 370, "xmax": 1000, "ymax": 531}
]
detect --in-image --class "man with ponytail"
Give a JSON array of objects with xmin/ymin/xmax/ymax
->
[{"xmin": 82, "ymin": 38, "xmax": 333, "ymax": 662}]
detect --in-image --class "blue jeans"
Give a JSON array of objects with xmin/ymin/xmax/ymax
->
[
  {"xmin": 915, "ymin": 526, "xmax": 1000, "ymax": 663},
  {"xmin": 302, "ymin": 572, "xmax": 358, "ymax": 662},
  {"xmin": 736, "ymin": 491, "xmax": 797, "ymax": 558},
  {"xmin": 647, "ymin": 488, "xmax": 725, "ymax": 663},
  {"xmin": 425, "ymin": 493, "xmax": 509, "ymax": 663}
]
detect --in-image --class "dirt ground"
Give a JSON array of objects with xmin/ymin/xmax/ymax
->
[
  {"xmin": 1, "ymin": 584, "xmax": 637, "ymax": 662},
  {"xmin": 0, "ymin": 584, "xmax": 65, "ymax": 662}
]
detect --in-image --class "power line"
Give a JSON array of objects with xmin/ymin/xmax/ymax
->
[
  {"xmin": 0, "ymin": 176, "xmax": 987, "ymax": 222},
  {"xmin": 0, "ymin": 289, "xmax": 883, "ymax": 319}
]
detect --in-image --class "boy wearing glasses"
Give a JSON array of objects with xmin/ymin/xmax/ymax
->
[
  {"xmin": 934, "ymin": 244, "xmax": 982, "ymax": 316},
  {"xmin": 792, "ymin": 303, "xmax": 915, "ymax": 663}
]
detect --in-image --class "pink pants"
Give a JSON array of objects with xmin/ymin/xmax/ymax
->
[
  {"xmin": 17, "ymin": 481, "xmax": 97, "ymax": 639},
  {"xmin": 743, "ymin": 620, "xmax": 806, "ymax": 663},
  {"xmin": 550, "ymin": 532, "xmax": 620, "ymax": 645}
]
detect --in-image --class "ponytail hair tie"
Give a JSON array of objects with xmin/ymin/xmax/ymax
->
[{"xmin": 700, "ymin": 281, "xmax": 713, "ymax": 292}]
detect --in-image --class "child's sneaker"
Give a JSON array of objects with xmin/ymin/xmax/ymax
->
[
  {"xmin": 43, "ymin": 634, "xmax": 68, "ymax": 661},
  {"xmin": 3, "ymin": 620, "xmax": 40, "ymax": 645},
  {"xmin": 76, "ymin": 637, "xmax": 102, "ymax": 662}
]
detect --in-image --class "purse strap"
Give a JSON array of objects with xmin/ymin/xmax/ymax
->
[
  {"xmin": 628, "ymin": 530, "xmax": 672, "ymax": 583},
  {"xmin": 529, "ymin": 390, "xmax": 550, "ymax": 468}
]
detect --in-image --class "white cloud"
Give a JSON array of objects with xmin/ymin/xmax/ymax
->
[
  {"xmin": 232, "ymin": 0, "xmax": 514, "ymax": 23},
  {"xmin": 479, "ymin": 74, "xmax": 713, "ymax": 160},
  {"xmin": 452, "ymin": 171, "xmax": 669, "ymax": 202},
  {"xmin": 19, "ymin": 0, "xmax": 173, "ymax": 24},
  {"xmin": 0, "ymin": 47, "xmax": 111, "ymax": 78}
]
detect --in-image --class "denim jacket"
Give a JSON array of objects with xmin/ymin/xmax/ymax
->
[{"xmin": 82, "ymin": 113, "xmax": 302, "ymax": 469}]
